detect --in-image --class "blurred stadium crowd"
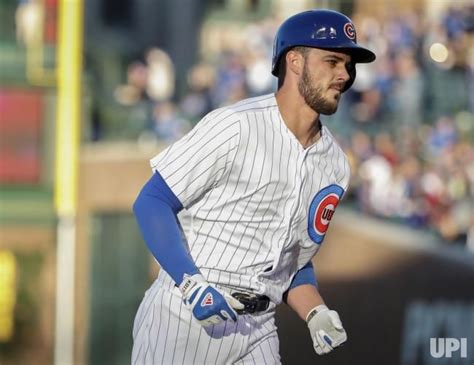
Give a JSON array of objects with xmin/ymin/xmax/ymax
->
[{"xmin": 95, "ymin": 5, "xmax": 473, "ymax": 248}]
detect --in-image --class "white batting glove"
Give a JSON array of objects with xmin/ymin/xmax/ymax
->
[
  {"xmin": 306, "ymin": 304, "xmax": 347, "ymax": 355},
  {"xmin": 179, "ymin": 274, "xmax": 244, "ymax": 327}
]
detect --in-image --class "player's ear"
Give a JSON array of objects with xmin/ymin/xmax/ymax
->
[{"xmin": 286, "ymin": 49, "xmax": 304, "ymax": 76}]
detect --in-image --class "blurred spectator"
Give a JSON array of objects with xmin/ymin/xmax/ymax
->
[
  {"xmin": 114, "ymin": 61, "xmax": 149, "ymax": 106},
  {"xmin": 443, "ymin": 7, "xmax": 466, "ymax": 40},
  {"xmin": 392, "ymin": 50, "xmax": 424, "ymax": 126},
  {"xmin": 146, "ymin": 48, "xmax": 175, "ymax": 102},
  {"xmin": 212, "ymin": 51, "xmax": 247, "ymax": 107},
  {"xmin": 373, "ymin": 132, "xmax": 399, "ymax": 166},
  {"xmin": 15, "ymin": 0, "xmax": 42, "ymax": 45},
  {"xmin": 180, "ymin": 63, "xmax": 215, "ymax": 122},
  {"xmin": 245, "ymin": 49, "xmax": 274, "ymax": 96},
  {"xmin": 358, "ymin": 151, "xmax": 393, "ymax": 216},
  {"xmin": 425, "ymin": 116, "xmax": 458, "ymax": 157},
  {"xmin": 151, "ymin": 101, "xmax": 190, "ymax": 144}
]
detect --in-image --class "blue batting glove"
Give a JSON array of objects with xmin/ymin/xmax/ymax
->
[{"xmin": 179, "ymin": 274, "xmax": 244, "ymax": 327}]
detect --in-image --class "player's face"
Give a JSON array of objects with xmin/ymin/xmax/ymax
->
[{"xmin": 297, "ymin": 49, "xmax": 352, "ymax": 115}]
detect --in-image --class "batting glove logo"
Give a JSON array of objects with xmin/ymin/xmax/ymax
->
[
  {"xmin": 201, "ymin": 293, "xmax": 214, "ymax": 307},
  {"xmin": 179, "ymin": 274, "xmax": 244, "ymax": 327},
  {"xmin": 308, "ymin": 184, "xmax": 344, "ymax": 244}
]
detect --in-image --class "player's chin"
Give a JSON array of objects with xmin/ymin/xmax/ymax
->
[
  {"xmin": 329, "ymin": 88, "xmax": 342, "ymax": 100},
  {"xmin": 318, "ymin": 99, "xmax": 339, "ymax": 115}
]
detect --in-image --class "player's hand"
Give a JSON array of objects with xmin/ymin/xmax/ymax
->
[
  {"xmin": 178, "ymin": 274, "xmax": 244, "ymax": 327},
  {"xmin": 306, "ymin": 304, "xmax": 347, "ymax": 355}
]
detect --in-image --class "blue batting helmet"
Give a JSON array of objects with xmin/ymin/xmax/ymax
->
[{"xmin": 272, "ymin": 9, "xmax": 376, "ymax": 90}]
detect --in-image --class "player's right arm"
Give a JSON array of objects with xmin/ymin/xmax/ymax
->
[
  {"xmin": 133, "ymin": 110, "xmax": 244, "ymax": 326},
  {"xmin": 133, "ymin": 173, "xmax": 243, "ymax": 326},
  {"xmin": 132, "ymin": 171, "xmax": 197, "ymax": 284}
]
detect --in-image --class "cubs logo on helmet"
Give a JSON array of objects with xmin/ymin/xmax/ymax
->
[
  {"xmin": 343, "ymin": 23, "xmax": 356, "ymax": 40},
  {"xmin": 308, "ymin": 184, "xmax": 344, "ymax": 244}
]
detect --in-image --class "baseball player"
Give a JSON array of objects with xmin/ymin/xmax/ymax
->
[{"xmin": 132, "ymin": 9, "xmax": 375, "ymax": 364}]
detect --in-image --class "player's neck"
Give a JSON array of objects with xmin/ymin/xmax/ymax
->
[{"xmin": 275, "ymin": 90, "xmax": 322, "ymax": 148}]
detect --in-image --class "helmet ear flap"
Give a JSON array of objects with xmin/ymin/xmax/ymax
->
[{"xmin": 343, "ymin": 62, "xmax": 356, "ymax": 92}]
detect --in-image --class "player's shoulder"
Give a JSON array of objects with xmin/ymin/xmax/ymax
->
[
  {"xmin": 321, "ymin": 126, "xmax": 347, "ymax": 157},
  {"xmin": 200, "ymin": 94, "xmax": 277, "ymax": 131},
  {"xmin": 321, "ymin": 126, "xmax": 351, "ymax": 184},
  {"xmin": 226, "ymin": 93, "xmax": 278, "ymax": 114}
]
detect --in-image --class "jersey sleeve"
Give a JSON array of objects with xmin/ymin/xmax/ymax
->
[
  {"xmin": 335, "ymin": 148, "xmax": 351, "ymax": 196},
  {"xmin": 150, "ymin": 109, "xmax": 241, "ymax": 209}
]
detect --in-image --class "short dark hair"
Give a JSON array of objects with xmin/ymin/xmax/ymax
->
[{"xmin": 277, "ymin": 46, "xmax": 309, "ymax": 89}]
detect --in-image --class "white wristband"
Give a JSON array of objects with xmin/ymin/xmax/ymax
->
[
  {"xmin": 178, "ymin": 273, "xmax": 204, "ymax": 297},
  {"xmin": 306, "ymin": 304, "xmax": 328, "ymax": 323}
]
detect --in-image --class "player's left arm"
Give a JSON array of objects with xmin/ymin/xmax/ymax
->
[{"xmin": 284, "ymin": 262, "xmax": 347, "ymax": 355}]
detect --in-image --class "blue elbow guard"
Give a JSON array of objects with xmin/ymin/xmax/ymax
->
[{"xmin": 133, "ymin": 172, "xmax": 199, "ymax": 284}]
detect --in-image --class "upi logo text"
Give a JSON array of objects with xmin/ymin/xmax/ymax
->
[{"xmin": 430, "ymin": 338, "xmax": 467, "ymax": 358}]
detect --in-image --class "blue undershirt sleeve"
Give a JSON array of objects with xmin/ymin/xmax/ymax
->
[
  {"xmin": 289, "ymin": 261, "xmax": 318, "ymax": 289},
  {"xmin": 283, "ymin": 260, "xmax": 318, "ymax": 303},
  {"xmin": 132, "ymin": 171, "xmax": 199, "ymax": 285}
]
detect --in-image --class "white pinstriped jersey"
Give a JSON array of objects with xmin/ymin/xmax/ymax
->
[{"xmin": 150, "ymin": 93, "xmax": 350, "ymax": 303}]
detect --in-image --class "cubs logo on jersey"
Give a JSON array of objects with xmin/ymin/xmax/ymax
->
[{"xmin": 308, "ymin": 184, "xmax": 344, "ymax": 244}]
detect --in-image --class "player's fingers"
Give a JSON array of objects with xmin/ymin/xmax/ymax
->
[
  {"xmin": 319, "ymin": 343, "xmax": 332, "ymax": 354},
  {"xmin": 313, "ymin": 336, "xmax": 328, "ymax": 355},
  {"xmin": 199, "ymin": 318, "xmax": 211, "ymax": 327},
  {"xmin": 317, "ymin": 330, "xmax": 333, "ymax": 353},
  {"xmin": 206, "ymin": 315, "xmax": 221, "ymax": 326},
  {"xmin": 314, "ymin": 332, "xmax": 326, "ymax": 352},
  {"xmin": 328, "ymin": 311, "xmax": 343, "ymax": 330},
  {"xmin": 332, "ymin": 331, "xmax": 347, "ymax": 348},
  {"xmin": 321, "ymin": 331, "xmax": 333, "ymax": 347},
  {"xmin": 224, "ymin": 293, "xmax": 245, "ymax": 310},
  {"xmin": 313, "ymin": 342, "xmax": 323, "ymax": 355},
  {"xmin": 220, "ymin": 307, "xmax": 238, "ymax": 322}
]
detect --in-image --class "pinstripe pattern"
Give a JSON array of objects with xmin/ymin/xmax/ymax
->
[
  {"xmin": 133, "ymin": 93, "xmax": 350, "ymax": 363},
  {"xmin": 132, "ymin": 270, "xmax": 279, "ymax": 365}
]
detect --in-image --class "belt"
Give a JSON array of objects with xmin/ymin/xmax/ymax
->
[{"xmin": 231, "ymin": 292, "xmax": 270, "ymax": 314}]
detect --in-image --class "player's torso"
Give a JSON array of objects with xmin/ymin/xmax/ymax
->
[{"xmin": 184, "ymin": 95, "xmax": 349, "ymax": 299}]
